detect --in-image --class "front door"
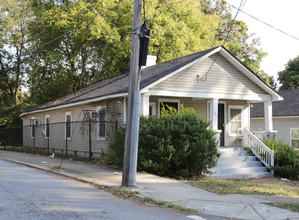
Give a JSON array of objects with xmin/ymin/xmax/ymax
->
[{"xmin": 218, "ymin": 103, "xmax": 225, "ymax": 146}]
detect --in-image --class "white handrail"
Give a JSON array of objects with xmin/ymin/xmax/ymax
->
[{"xmin": 243, "ymin": 128, "xmax": 274, "ymax": 169}]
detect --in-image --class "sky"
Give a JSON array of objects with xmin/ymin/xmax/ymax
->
[{"xmin": 225, "ymin": 0, "xmax": 299, "ymax": 82}]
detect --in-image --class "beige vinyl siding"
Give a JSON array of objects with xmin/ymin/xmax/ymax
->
[
  {"xmin": 152, "ymin": 54, "xmax": 267, "ymax": 96},
  {"xmin": 22, "ymin": 98, "xmax": 125, "ymax": 156},
  {"xmin": 251, "ymin": 117, "xmax": 299, "ymax": 146}
]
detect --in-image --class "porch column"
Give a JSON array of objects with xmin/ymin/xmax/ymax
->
[
  {"xmin": 209, "ymin": 98, "xmax": 218, "ymax": 131},
  {"xmin": 142, "ymin": 94, "xmax": 150, "ymax": 116},
  {"xmin": 264, "ymin": 100, "xmax": 273, "ymax": 131}
]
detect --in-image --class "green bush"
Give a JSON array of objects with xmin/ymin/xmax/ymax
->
[
  {"xmin": 107, "ymin": 106, "xmax": 218, "ymax": 179},
  {"xmin": 263, "ymin": 138, "xmax": 299, "ymax": 180}
]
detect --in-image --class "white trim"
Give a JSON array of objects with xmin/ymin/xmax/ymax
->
[
  {"xmin": 96, "ymin": 106, "xmax": 107, "ymax": 140},
  {"xmin": 30, "ymin": 117, "xmax": 37, "ymax": 139},
  {"xmin": 251, "ymin": 116, "xmax": 299, "ymax": 120},
  {"xmin": 141, "ymin": 47, "xmax": 222, "ymax": 93},
  {"xmin": 20, "ymin": 93, "xmax": 128, "ymax": 117},
  {"xmin": 228, "ymin": 105, "xmax": 244, "ymax": 137},
  {"xmin": 44, "ymin": 115, "xmax": 50, "ymax": 139},
  {"xmin": 290, "ymin": 128, "xmax": 299, "ymax": 149},
  {"xmin": 158, "ymin": 98, "xmax": 181, "ymax": 116},
  {"xmin": 65, "ymin": 112, "xmax": 72, "ymax": 140},
  {"xmin": 149, "ymin": 102, "xmax": 156, "ymax": 116},
  {"xmin": 148, "ymin": 90, "xmax": 272, "ymax": 101}
]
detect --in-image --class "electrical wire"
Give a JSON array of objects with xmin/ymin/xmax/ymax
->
[
  {"xmin": 224, "ymin": 1, "xmax": 299, "ymax": 41},
  {"xmin": 200, "ymin": 0, "xmax": 247, "ymax": 82}
]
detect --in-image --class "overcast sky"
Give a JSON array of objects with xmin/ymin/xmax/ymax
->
[{"xmin": 225, "ymin": 0, "xmax": 299, "ymax": 81}]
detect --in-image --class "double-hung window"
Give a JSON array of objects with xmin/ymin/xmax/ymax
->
[
  {"xmin": 45, "ymin": 115, "xmax": 50, "ymax": 139},
  {"xmin": 30, "ymin": 118, "xmax": 39, "ymax": 138},
  {"xmin": 97, "ymin": 107, "xmax": 106, "ymax": 139},
  {"xmin": 291, "ymin": 128, "xmax": 299, "ymax": 149},
  {"xmin": 65, "ymin": 112, "xmax": 72, "ymax": 139}
]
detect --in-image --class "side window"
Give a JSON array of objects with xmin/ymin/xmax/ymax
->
[
  {"xmin": 291, "ymin": 128, "xmax": 299, "ymax": 149},
  {"xmin": 97, "ymin": 107, "xmax": 106, "ymax": 139},
  {"xmin": 45, "ymin": 116, "xmax": 50, "ymax": 138},
  {"xmin": 30, "ymin": 118, "xmax": 39, "ymax": 138},
  {"xmin": 65, "ymin": 112, "xmax": 72, "ymax": 139}
]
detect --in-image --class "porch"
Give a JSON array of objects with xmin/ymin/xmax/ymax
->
[{"xmin": 140, "ymin": 95, "xmax": 276, "ymax": 179}]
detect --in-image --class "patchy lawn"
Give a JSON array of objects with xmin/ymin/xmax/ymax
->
[
  {"xmin": 186, "ymin": 177, "xmax": 299, "ymax": 197},
  {"xmin": 262, "ymin": 202, "xmax": 299, "ymax": 213}
]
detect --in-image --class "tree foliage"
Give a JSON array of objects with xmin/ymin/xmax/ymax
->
[
  {"xmin": 278, "ymin": 55, "xmax": 299, "ymax": 90},
  {"xmin": 0, "ymin": 0, "xmax": 271, "ymax": 126},
  {"xmin": 108, "ymin": 106, "xmax": 218, "ymax": 178}
]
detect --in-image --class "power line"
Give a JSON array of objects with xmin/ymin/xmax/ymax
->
[
  {"xmin": 200, "ymin": 0, "xmax": 247, "ymax": 82},
  {"xmin": 224, "ymin": 1, "xmax": 299, "ymax": 41}
]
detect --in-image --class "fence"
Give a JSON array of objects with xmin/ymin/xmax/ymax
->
[{"xmin": 0, "ymin": 120, "xmax": 118, "ymax": 160}]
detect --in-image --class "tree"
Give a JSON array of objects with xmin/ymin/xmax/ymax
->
[
  {"xmin": 278, "ymin": 55, "xmax": 299, "ymax": 90},
  {"xmin": 0, "ymin": 0, "xmax": 33, "ymax": 127}
]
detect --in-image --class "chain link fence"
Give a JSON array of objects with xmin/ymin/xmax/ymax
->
[{"xmin": 0, "ymin": 120, "xmax": 118, "ymax": 160}]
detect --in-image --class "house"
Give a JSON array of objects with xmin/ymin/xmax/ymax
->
[
  {"xmin": 251, "ymin": 89, "xmax": 299, "ymax": 149},
  {"xmin": 21, "ymin": 46, "xmax": 282, "ymax": 160}
]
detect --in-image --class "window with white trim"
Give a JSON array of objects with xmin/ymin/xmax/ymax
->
[
  {"xmin": 158, "ymin": 99, "xmax": 180, "ymax": 116},
  {"xmin": 30, "ymin": 118, "xmax": 39, "ymax": 138},
  {"xmin": 45, "ymin": 115, "xmax": 50, "ymax": 139},
  {"xmin": 97, "ymin": 106, "xmax": 107, "ymax": 139},
  {"xmin": 65, "ymin": 112, "xmax": 72, "ymax": 139},
  {"xmin": 291, "ymin": 128, "xmax": 299, "ymax": 149},
  {"xmin": 228, "ymin": 106, "xmax": 243, "ymax": 136}
]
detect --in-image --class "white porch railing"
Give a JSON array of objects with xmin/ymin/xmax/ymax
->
[{"xmin": 243, "ymin": 128, "xmax": 274, "ymax": 169}]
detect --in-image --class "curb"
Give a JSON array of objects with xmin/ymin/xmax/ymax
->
[{"xmin": 0, "ymin": 156, "xmax": 249, "ymax": 220}]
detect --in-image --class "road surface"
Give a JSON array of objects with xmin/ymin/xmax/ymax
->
[{"xmin": 0, "ymin": 159, "xmax": 188, "ymax": 220}]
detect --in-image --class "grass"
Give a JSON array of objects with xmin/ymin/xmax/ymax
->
[
  {"xmin": 101, "ymin": 186, "xmax": 195, "ymax": 214},
  {"xmin": 186, "ymin": 177, "xmax": 299, "ymax": 197},
  {"xmin": 262, "ymin": 202, "xmax": 299, "ymax": 213}
]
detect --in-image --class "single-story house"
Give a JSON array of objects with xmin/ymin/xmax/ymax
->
[
  {"xmin": 251, "ymin": 89, "xmax": 299, "ymax": 149},
  {"xmin": 21, "ymin": 46, "xmax": 283, "ymax": 158}
]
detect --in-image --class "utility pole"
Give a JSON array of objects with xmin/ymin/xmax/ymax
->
[{"xmin": 122, "ymin": 0, "xmax": 143, "ymax": 186}]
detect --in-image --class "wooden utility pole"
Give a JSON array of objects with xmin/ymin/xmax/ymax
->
[{"xmin": 122, "ymin": 0, "xmax": 143, "ymax": 186}]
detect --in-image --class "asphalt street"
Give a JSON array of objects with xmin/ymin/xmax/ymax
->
[{"xmin": 0, "ymin": 159, "xmax": 188, "ymax": 220}]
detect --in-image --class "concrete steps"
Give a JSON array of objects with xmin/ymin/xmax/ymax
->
[{"xmin": 208, "ymin": 147, "xmax": 273, "ymax": 179}]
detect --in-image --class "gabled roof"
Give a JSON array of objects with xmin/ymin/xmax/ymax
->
[
  {"xmin": 21, "ymin": 46, "xmax": 282, "ymax": 116},
  {"xmin": 251, "ymin": 89, "xmax": 299, "ymax": 118}
]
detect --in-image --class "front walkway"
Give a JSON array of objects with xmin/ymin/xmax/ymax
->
[{"xmin": 0, "ymin": 151, "xmax": 298, "ymax": 220}]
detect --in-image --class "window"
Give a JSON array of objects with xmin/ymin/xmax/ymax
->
[
  {"xmin": 158, "ymin": 99, "xmax": 180, "ymax": 116},
  {"xmin": 65, "ymin": 112, "xmax": 72, "ymax": 139},
  {"xmin": 45, "ymin": 115, "xmax": 50, "ymax": 139},
  {"xmin": 149, "ymin": 102, "xmax": 156, "ymax": 116},
  {"xmin": 84, "ymin": 110, "xmax": 98, "ymax": 120},
  {"xmin": 97, "ymin": 107, "xmax": 106, "ymax": 139},
  {"xmin": 30, "ymin": 118, "xmax": 39, "ymax": 138},
  {"xmin": 291, "ymin": 128, "xmax": 299, "ymax": 149},
  {"xmin": 229, "ymin": 106, "xmax": 243, "ymax": 136}
]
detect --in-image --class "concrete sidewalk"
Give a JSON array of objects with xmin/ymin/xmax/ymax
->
[{"xmin": 0, "ymin": 151, "xmax": 298, "ymax": 220}]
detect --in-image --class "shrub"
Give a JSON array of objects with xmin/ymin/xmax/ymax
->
[
  {"xmin": 263, "ymin": 138, "xmax": 299, "ymax": 180},
  {"xmin": 107, "ymin": 106, "xmax": 218, "ymax": 179}
]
